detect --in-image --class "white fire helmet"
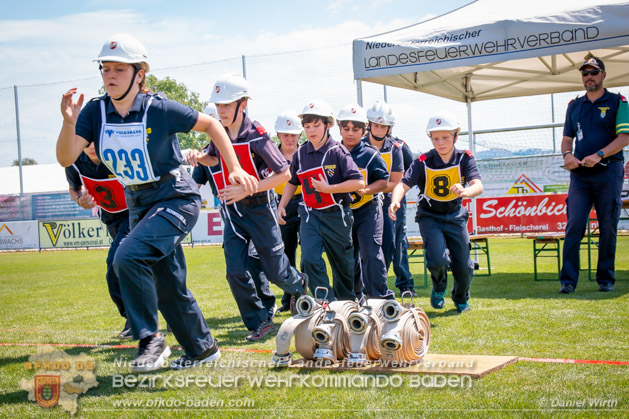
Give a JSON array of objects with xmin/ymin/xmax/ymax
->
[
  {"xmin": 336, "ymin": 103, "xmax": 368, "ymax": 124},
  {"xmin": 203, "ymin": 103, "xmax": 220, "ymax": 121},
  {"xmin": 298, "ymin": 100, "xmax": 335, "ymax": 126},
  {"xmin": 275, "ymin": 110, "xmax": 303, "ymax": 135},
  {"xmin": 94, "ymin": 33, "xmax": 149, "ymax": 71},
  {"xmin": 366, "ymin": 101, "xmax": 395, "ymax": 126},
  {"xmin": 426, "ymin": 111, "xmax": 461, "ymax": 136},
  {"xmin": 210, "ymin": 74, "xmax": 251, "ymax": 104}
]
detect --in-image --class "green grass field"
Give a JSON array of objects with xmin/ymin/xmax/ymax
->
[{"xmin": 1, "ymin": 237, "xmax": 628, "ymax": 418}]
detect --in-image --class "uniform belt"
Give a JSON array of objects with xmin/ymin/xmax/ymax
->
[
  {"xmin": 278, "ymin": 194, "xmax": 301, "ymax": 201},
  {"xmin": 239, "ymin": 193, "xmax": 269, "ymax": 206},
  {"xmin": 318, "ymin": 204, "xmax": 349, "ymax": 213},
  {"xmin": 127, "ymin": 173, "xmax": 176, "ymax": 192},
  {"xmin": 352, "ymin": 199, "xmax": 376, "ymax": 211}
]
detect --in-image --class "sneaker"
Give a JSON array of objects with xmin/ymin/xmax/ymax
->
[
  {"xmin": 399, "ymin": 287, "xmax": 418, "ymax": 298},
  {"xmin": 456, "ymin": 303, "xmax": 470, "ymax": 313},
  {"xmin": 430, "ymin": 291, "xmax": 446, "ymax": 309},
  {"xmin": 130, "ymin": 334, "xmax": 171, "ymax": 372},
  {"xmin": 170, "ymin": 340, "xmax": 221, "ymax": 369},
  {"xmin": 598, "ymin": 283, "xmax": 614, "ymax": 292},
  {"xmin": 268, "ymin": 305, "xmax": 277, "ymax": 322},
  {"xmin": 559, "ymin": 284, "xmax": 575, "ymax": 294},
  {"xmin": 290, "ymin": 273, "xmax": 309, "ymax": 315},
  {"xmin": 117, "ymin": 326, "xmax": 133, "ymax": 340},
  {"xmin": 245, "ymin": 320, "xmax": 276, "ymax": 342},
  {"xmin": 276, "ymin": 303, "xmax": 291, "ymax": 313}
]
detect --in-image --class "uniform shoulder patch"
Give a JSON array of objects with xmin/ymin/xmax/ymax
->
[
  {"xmin": 620, "ymin": 94, "xmax": 627, "ymax": 103},
  {"xmin": 418, "ymin": 154, "xmax": 427, "ymax": 162},
  {"xmin": 253, "ymin": 121, "xmax": 267, "ymax": 135},
  {"xmin": 393, "ymin": 141, "xmax": 402, "ymax": 149},
  {"xmin": 465, "ymin": 150, "xmax": 474, "ymax": 158}
]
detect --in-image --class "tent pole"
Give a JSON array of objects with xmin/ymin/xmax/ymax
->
[
  {"xmin": 465, "ymin": 78, "xmax": 478, "ymax": 237},
  {"xmin": 356, "ymin": 80, "xmax": 363, "ymax": 107}
]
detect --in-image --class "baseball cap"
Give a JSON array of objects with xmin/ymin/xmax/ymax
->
[{"xmin": 579, "ymin": 57, "xmax": 605, "ymax": 71}]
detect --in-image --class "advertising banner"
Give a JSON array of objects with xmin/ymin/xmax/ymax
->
[
  {"xmin": 39, "ymin": 219, "xmax": 110, "ymax": 249},
  {"xmin": 191, "ymin": 210, "xmax": 224, "ymax": 245},
  {"xmin": 32, "ymin": 193, "xmax": 93, "ymax": 221},
  {"xmin": 469, "ymin": 194, "xmax": 569, "ymax": 234},
  {"xmin": 0, "ymin": 220, "xmax": 39, "ymax": 250},
  {"xmin": 0, "ymin": 195, "xmax": 33, "ymax": 222}
]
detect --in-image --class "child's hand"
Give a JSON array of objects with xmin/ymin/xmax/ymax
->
[
  {"xmin": 388, "ymin": 201, "xmax": 400, "ymax": 221},
  {"xmin": 77, "ymin": 192, "xmax": 96, "ymax": 209},
  {"xmin": 311, "ymin": 175, "xmax": 330, "ymax": 193},
  {"xmin": 277, "ymin": 206, "xmax": 287, "ymax": 225},
  {"xmin": 450, "ymin": 183, "xmax": 468, "ymax": 197},
  {"xmin": 219, "ymin": 184, "xmax": 250, "ymax": 205}
]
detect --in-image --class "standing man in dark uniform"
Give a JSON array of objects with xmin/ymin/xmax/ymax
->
[
  {"xmin": 560, "ymin": 57, "xmax": 629, "ymax": 294},
  {"xmin": 66, "ymin": 142, "xmax": 131, "ymax": 339}
]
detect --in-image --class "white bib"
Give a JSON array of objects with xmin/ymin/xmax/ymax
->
[{"xmin": 98, "ymin": 97, "xmax": 158, "ymax": 186}]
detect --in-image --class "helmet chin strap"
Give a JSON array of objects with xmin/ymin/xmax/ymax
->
[
  {"xmin": 231, "ymin": 100, "xmax": 243, "ymax": 124},
  {"xmin": 368, "ymin": 123, "xmax": 390, "ymax": 141},
  {"xmin": 320, "ymin": 124, "xmax": 329, "ymax": 144},
  {"xmin": 113, "ymin": 65, "xmax": 140, "ymax": 102}
]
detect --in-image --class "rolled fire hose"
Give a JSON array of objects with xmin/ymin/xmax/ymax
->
[
  {"xmin": 347, "ymin": 298, "xmax": 389, "ymax": 364},
  {"xmin": 311, "ymin": 300, "xmax": 357, "ymax": 363},
  {"xmin": 379, "ymin": 299, "xmax": 431, "ymax": 365},
  {"xmin": 272, "ymin": 294, "xmax": 325, "ymax": 367}
]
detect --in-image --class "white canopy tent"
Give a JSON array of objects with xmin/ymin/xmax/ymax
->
[
  {"xmin": 353, "ymin": 0, "xmax": 629, "ymax": 104},
  {"xmin": 353, "ymin": 0, "xmax": 629, "ymax": 233}
]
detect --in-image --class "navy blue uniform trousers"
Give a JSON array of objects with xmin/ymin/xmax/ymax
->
[
  {"xmin": 382, "ymin": 195, "xmax": 413, "ymax": 288},
  {"xmin": 247, "ymin": 241, "xmax": 276, "ymax": 321},
  {"xmin": 105, "ymin": 217, "xmax": 130, "ymax": 319},
  {"xmin": 392, "ymin": 197, "xmax": 414, "ymax": 289},
  {"xmin": 561, "ymin": 161, "xmax": 624, "ymax": 287},
  {"xmin": 278, "ymin": 197, "xmax": 301, "ymax": 307},
  {"xmin": 299, "ymin": 205, "xmax": 355, "ymax": 301},
  {"xmin": 352, "ymin": 201, "xmax": 394, "ymax": 299},
  {"xmin": 223, "ymin": 198, "xmax": 302, "ymax": 330},
  {"xmin": 114, "ymin": 195, "xmax": 215, "ymax": 358},
  {"xmin": 417, "ymin": 206, "xmax": 474, "ymax": 305}
]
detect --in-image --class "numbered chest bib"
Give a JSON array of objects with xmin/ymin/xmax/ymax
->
[
  {"xmin": 77, "ymin": 171, "xmax": 127, "ymax": 213},
  {"xmin": 296, "ymin": 145, "xmax": 340, "ymax": 210},
  {"xmin": 275, "ymin": 181, "xmax": 301, "ymax": 196},
  {"xmin": 423, "ymin": 165, "xmax": 461, "ymax": 202},
  {"xmin": 297, "ymin": 167, "xmax": 337, "ymax": 209},
  {"xmin": 98, "ymin": 98, "xmax": 157, "ymax": 186},
  {"xmin": 219, "ymin": 141, "xmax": 260, "ymax": 187},
  {"xmin": 350, "ymin": 151, "xmax": 378, "ymax": 209},
  {"xmin": 380, "ymin": 150, "xmax": 392, "ymax": 176}
]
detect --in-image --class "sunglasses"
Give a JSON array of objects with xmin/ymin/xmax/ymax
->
[{"xmin": 581, "ymin": 69, "xmax": 601, "ymax": 77}]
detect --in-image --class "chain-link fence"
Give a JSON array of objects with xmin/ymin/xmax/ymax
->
[{"xmin": 2, "ymin": 42, "xmax": 629, "ymax": 195}]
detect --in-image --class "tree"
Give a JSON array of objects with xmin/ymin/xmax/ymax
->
[
  {"xmin": 99, "ymin": 74, "xmax": 209, "ymax": 150},
  {"xmin": 12, "ymin": 158, "xmax": 37, "ymax": 166},
  {"xmin": 144, "ymin": 75, "xmax": 209, "ymax": 150}
]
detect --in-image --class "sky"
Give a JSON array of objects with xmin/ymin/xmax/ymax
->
[{"xmin": 0, "ymin": 0, "xmax": 471, "ymax": 88}]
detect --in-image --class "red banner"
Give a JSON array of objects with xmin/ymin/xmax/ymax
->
[{"xmin": 462, "ymin": 193, "xmax": 596, "ymax": 234}]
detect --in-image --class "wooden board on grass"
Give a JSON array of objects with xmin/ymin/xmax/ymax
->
[{"xmin": 288, "ymin": 354, "xmax": 519, "ymax": 379}]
